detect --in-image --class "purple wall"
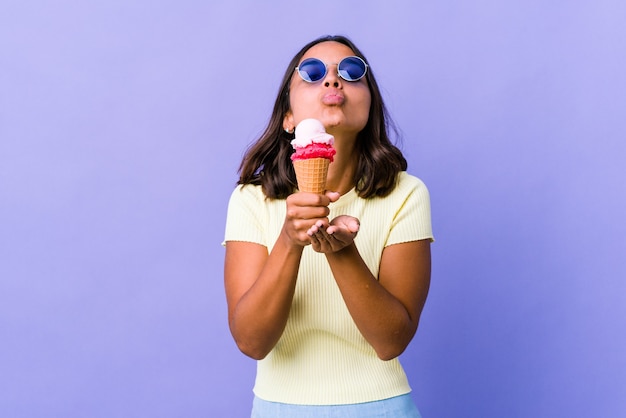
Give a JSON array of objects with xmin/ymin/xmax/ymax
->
[{"xmin": 1, "ymin": 1, "xmax": 624, "ymax": 417}]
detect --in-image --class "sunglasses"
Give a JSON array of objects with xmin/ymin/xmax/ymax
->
[{"xmin": 295, "ymin": 56, "xmax": 368, "ymax": 83}]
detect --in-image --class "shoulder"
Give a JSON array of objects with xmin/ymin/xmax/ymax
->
[
  {"xmin": 386, "ymin": 172, "xmax": 434, "ymax": 242},
  {"xmin": 227, "ymin": 184, "xmax": 287, "ymax": 213},
  {"xmin": 228, "ymin": 183, "xmax": 266, "ymax": 204},
  {"xmin": 389, "ymin": 172, "xmax": 432, "ymax": 220},
  {"xmin": 393, "ymin": 172, "xmax": 430, "ymax": 196}
]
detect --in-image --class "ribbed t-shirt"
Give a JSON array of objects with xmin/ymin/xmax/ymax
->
[{"xmin": 223, "ymin": 171, "xmax": 434, "ymax": 405}]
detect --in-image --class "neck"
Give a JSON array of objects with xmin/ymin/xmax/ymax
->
[{"xmin": 326, "ymin": 136, "xmax": 357, "ymax": 195}]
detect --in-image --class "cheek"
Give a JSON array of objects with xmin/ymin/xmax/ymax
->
[
  {"xmin": 356, "ymin": 93, "xmax": 372, "ymax": 121},
  {"xmin": 289, "ymin": 91, "xmax": 319, "ymax": 120},
  {"xmin": 287, "ymin": 84, "xmax": 303, "ymax": 104}
]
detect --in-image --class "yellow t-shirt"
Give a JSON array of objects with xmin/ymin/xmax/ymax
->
[{"xmin": 223, "ymin": 171, "xmax": 433, "ymax": 405}]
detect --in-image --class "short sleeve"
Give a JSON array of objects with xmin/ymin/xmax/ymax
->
[
  {"xmin": 386, "ymin": 175, "xmax": 434, "ymax": 246},
  {"xmin": 223, "ymin": 185, "xmax": 267, "ymax": 246}
]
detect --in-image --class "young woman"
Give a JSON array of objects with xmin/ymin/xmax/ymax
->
[{"xmin": 223, "ymin": 35, "xmax": 433, "ymax": 417}]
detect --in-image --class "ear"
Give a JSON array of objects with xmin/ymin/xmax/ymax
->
[{"xmin": 283, "ymin": 112, "xmax": 295, "ymax": 132}]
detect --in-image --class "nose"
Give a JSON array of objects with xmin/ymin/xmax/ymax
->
[{"xmin": 323, "ymin": 63, "xmax": 341, "ymax": 88}]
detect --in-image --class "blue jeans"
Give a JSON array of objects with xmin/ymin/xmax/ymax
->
[{"xmin": 251, "ymin": 393, "xmax": 422, "ymax": 418}]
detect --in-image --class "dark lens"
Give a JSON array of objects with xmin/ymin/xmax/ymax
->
[
  {"xmin": 298, "ymin": 58, "xmax": 326, "ymax": 82},
  {"xmin": 338, "ymin": 56, "xmax": 367, "ymax": 81}
]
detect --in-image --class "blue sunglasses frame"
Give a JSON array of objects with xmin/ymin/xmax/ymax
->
[{"xmin": 295, "ymin": 56, "xmax": 369, "ymax": 83}]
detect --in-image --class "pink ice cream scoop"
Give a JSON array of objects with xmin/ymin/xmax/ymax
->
[{"xmin": 290, "ymin": 119, "xmax": 336, "ymax": 162}]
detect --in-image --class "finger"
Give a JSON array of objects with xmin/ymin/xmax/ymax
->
[
  {"xmin": 309, "ymin": 233, "xmax": 320, "ymax": 245},
  {"xmin": 325, "ymin": 225, "xmax": 338, "ymax": 235},
  {"xmin": 309, "ymin": 233, "xmax": 327, "ymax": 253},
  {"xmin": 314, "ymin": 226, "xmax": 334, "ymax": 244},
  {"xmin": 307, "ymin": 219, "xmax": 325, "ymax": 236}
]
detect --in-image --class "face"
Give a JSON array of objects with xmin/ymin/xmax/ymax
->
[{"xmin": 283, "ymin": 41, "xmax": 371, "ymax": 140}]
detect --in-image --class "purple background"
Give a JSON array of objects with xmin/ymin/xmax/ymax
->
[{"xmin": 1, "ymin": 1, "xmax": 625, "ymax": 417}]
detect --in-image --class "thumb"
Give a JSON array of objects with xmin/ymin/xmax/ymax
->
[
  {"xmin": 324, "ymin": 191, "xmax": 341, "ymax": 203},
  {"xmin": 348, "ymin": 217, "xmax": 360, "ymax": 233}
]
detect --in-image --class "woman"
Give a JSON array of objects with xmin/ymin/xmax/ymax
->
[{"xmin": 223, "ymin": 35, "xmax": 433, "ymax": 417}]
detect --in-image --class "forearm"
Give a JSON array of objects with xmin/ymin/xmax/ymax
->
[
  {"xmin": 228, "ymin": 234, "xmax": 303, "ymax": 359},
  {"xmin": 325, "ymin": 243, "xmax": 418, "ymax": 360}
]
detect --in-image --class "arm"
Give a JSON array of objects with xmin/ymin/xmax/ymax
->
[
  {"xmin": 224, "ymin": 239, "xmax": 301, "ymax": 360},
  {"xmin": 224, "ymin": 192, "xmax": 338, "ymax": 360},
  {"xmin": 309, "ymin": 222, "xmax": 431, "ymax": 360}
]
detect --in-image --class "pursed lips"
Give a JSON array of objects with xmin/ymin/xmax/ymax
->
[{"xmin": 322, "ymin": 91, "xmax": 345, "ymax": 105}]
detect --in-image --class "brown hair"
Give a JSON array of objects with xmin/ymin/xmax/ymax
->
[{"xmin": 237, "ymin": 35, "xmax": 407, "ymax": 199}]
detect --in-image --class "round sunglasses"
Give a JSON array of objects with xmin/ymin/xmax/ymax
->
[{"xmin": 295, "ymin": 56, "xmax": 368, "ymax": 83}]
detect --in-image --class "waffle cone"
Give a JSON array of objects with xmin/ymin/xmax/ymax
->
[{"xmin": 293, "ymin": 157, "xmax": 330, "ymax": 194}]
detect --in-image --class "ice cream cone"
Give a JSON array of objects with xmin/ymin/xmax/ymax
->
[{"xmin": 293, "ymin": 157, "xmax": 330, "ymax": 194}]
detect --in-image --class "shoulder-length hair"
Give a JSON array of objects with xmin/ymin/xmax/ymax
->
[{"xmin": 237, "ymin": 35, "xmax": 407, "ymax": 199}]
